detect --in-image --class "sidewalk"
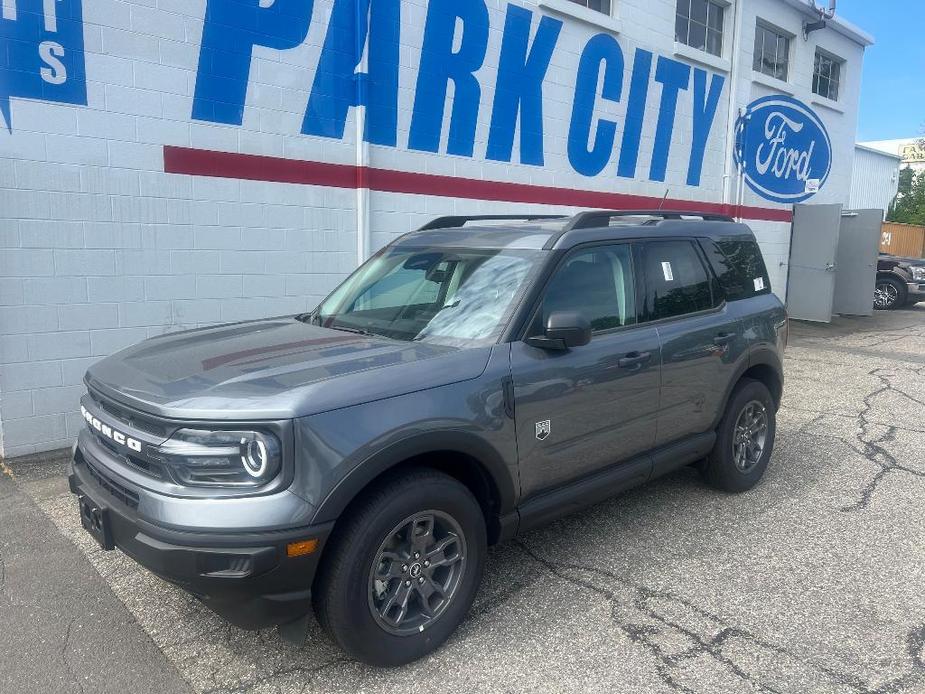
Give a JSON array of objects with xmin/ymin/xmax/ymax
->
[{"xmin": 0, "ymin": 456, "xmax": 191, "ymax": 694}]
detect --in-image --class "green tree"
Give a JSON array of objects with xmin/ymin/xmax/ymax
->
[{"xmin": 887, "ymin": 166, "xmax": 925, "ymax": 225}]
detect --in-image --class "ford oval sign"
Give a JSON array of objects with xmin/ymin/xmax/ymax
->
[{"xmin": 734, "ymin": 95, "xmax": 832, "ymax": 204}]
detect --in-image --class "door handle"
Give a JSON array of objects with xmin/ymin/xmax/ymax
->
[
  {"xmin": 618, "ymin": 351, "xmax": 651, "ymax": 368},
  {"xmin": 713, "ymin": 332, "xmax": 736, "ymax": 346}
]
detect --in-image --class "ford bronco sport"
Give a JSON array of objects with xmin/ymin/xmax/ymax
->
[{"xmin": 70, "ymin": 210, "xmax": 787, "ymax": 666}]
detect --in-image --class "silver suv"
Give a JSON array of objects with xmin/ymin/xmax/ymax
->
[{"xmin": 70, "ymin": 210, "xmax": 787, "ymax": 666}]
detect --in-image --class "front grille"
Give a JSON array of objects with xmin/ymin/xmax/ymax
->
[
  {"xmin": 95, "ymin": 436, "xmax": 166, "ymax": 480},
  {"xmin": 88, "ymin": 388, "xmax": 169, "ymax": 438},
  {"xmin": 84, "ymin": 388, "xmax": 173, "ymax": 481},
  {"xmin": 80, "ymin": 452, "xmax": 140, "ymax": 510}
]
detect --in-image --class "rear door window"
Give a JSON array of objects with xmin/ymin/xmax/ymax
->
[{"xmin": 639, "ymin": 240, "xmax": 716, "ymax": 321}]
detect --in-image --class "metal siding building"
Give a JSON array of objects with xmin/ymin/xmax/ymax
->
[
  {"xmin": 859, "ymin": 138, "xmax": 925, "ymax": 173},
  {"xmin": 850, "ymin": 144, "xmax": 901, "ymax": 218},
  {"xmin": 0, "ymin": 0, "xmax": 872, "ymax": 457}
]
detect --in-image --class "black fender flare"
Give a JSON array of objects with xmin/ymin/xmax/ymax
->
[
  {"xmin": 877, "ymin": 271, "xmax": 911, "ymax": 289},
  {"xmin": 310, "ymin": 430, "xmax": 517, "ymax": 525},
  {"xmin": 711, "ymin": 347, "xmax": 784, "ymax": 429}
]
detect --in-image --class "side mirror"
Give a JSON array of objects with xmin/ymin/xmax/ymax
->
[{"xmin": 526, "ymin": 311, "xmax": 592, "ymax": 351}]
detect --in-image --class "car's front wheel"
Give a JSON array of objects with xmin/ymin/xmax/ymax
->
[
  {"xmin": 874, "ymin": 276, "xmax": 907, "ymax": 310},
  {"xmin": 312, "ymin": 469, "xmax": 486, "ymax": 666},
  {"xmin": 702, "ymin": 379, "xmax": 776, "ymax": 493}
]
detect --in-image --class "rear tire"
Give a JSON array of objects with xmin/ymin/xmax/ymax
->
[
  {"xmin": 702, "ymin": 379, "xmax": 776, "ymax": 493},
  {"xmin": 874, "ymin": 276, "xmax": 907, "ymax": 310},
  {"xmin": 313, "ymin": 469, "xmax": 486, "ymax": 667}
]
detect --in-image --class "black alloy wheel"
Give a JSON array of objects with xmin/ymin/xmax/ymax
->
[
  {"xmin": 732, "ymin": 401, "xmax": 769, "ymax": 473},
  {"xmin": 369, "ymin": 510, "xmax": 467, "ymax": 636}
]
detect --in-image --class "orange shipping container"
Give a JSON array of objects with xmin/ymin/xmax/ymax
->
[{"xmin": 880, "ymin": 222, "xmax": 925, "ymax": 258}]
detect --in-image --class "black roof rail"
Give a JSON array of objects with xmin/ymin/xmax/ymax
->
[
  {"xmin": 418, "ymin": 214, "xmax": 567, "ymax": 231},
  {"xmin": 563, "ymin": 210, "xmax": 736, "ymax": 230}
]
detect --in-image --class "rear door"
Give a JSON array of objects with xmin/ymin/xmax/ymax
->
[
  {"xmin": 511, "ymin": 242, "xmax": 660, "ymax": 499},
  {"xmin": 637, "ymin": 239, "xmax": 746, "ymax": 448}
]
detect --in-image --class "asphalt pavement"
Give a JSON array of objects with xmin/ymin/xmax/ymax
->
[
  {"xmin": 2, "ymin": 305, "xmax": 925, "ymax": 694},
  {"xmin": 0, "ymin": 455, "xmax": 192, "ymax": 694}
]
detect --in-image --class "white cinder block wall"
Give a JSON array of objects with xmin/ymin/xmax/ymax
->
[{"xmin": 0, "ymin": 0, "xmax": 869, "ymax": 456}]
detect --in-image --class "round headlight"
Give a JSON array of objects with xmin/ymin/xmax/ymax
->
[
  {"xmin": 155, "ymin": 429, "xmax": 282, "ymax": 487},
  {"xmin": 241, "ymin": 437, "xmax": 270, "ymax": 477}
]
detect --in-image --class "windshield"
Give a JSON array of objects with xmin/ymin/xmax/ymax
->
[{"xmin": 311, "ymin": 247, "xmax": 544, "ymax": 345}]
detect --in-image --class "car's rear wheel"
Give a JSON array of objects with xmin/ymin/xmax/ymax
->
[
  {"xmin": 702, "ymin": 379, "xmax": 776, "ymax": 493},
  {"xmin": 874, "ymin": 276, "xmax": 907, "ymax": 310},
  {"xmin": 312, "ymin": 469, "xmax": 486, "ymax": 667}
]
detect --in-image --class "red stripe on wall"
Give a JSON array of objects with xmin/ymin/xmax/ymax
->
[{"xmin": 163, "ymin": 146, "xmax": 793, "ymax": 223}]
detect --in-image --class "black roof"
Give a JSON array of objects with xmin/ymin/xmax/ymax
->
[{"xmin": 395, "ymin": 210, "xmax": 754, "ymax": 251}]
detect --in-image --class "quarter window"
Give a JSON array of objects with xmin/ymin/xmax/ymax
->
[
  {"xmin": 676, "ymin": 0, "xmax": 725, "ymax": 57},
  {"xmin": 699, "ymin": 237, "xmax": 771, "ymax": 301},
  {"xmin": 753, "ymin": 22, "xmax": 790, "ymax": 82},
  {"xmin": 567, "ymin": 0, "xmax": 612, "ymax": 15},
  {"xmin": 534, "ymin": 245, "xmax": 636, "ymax": 334},
  {"xmin": 813, "ymin": 50, "xmax": 842, "ymax": 101},
  {"xmin": 640, "ymin": 241, "xmax": 716, "ymax": 321}
]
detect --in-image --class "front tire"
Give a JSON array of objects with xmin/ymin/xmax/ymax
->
[
  {"xmin": 874, "ymin": 277, "xmax": 907, "ymax": 310},
  {"xmin": 702, "ymin": 379, "xmax": 776, "ymax": 493},
  {"xmin": 312, "ymin": 469, "xmax": 486, "ymax": 667}
]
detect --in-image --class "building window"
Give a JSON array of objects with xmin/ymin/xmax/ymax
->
[
  {"xmin": 813, "ymin": 50, "xmax": 842, "ymax": 101},
  {"xmin": 567, "ymin": 0, "xmax": 612, "ymax": 15},
  {"xmin": 676, "ymin": 0, "xmax": 725, "ymax": 57},
  {"xmin": 753, "ymin": 22, "xmax": 790, "ymax": 82}
]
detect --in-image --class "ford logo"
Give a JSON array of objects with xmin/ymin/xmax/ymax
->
[{"xmin": 734, "ymin": 95, "xmax": 832, "ymax": 204}]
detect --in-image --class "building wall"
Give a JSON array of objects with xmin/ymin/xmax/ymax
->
[
  {"xmin": 731, "ymin": 0, "xmax": 867, "ymax": 290},
  {"xmin": 850, "ymin": 146, "xmax": 900, "ymax": 217},
  {"xmin": 0, "ymin": 0, "xmax": 868, "ymax": 456}
]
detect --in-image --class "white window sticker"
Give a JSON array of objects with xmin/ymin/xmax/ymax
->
[
  {"xmin": 661, "ymin": 261, "xmax": 674, "ymax": 282},
  {"xmin": 754, "ymin": 277, "xmax": 765, "ymax": 291}
]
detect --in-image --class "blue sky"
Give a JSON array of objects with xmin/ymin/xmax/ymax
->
[{"xmin": 838, "ymin": 0, "xmax": 925, "ymax": 141}]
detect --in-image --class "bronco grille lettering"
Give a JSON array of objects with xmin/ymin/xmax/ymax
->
[{"xmin": 81, "ymin": 405, "xmax": 142, "ymax": 452}]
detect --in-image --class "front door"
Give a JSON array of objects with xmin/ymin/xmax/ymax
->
[{"xmin": 511, "ymin": 243, "xmax": 661, "ymax": 499}]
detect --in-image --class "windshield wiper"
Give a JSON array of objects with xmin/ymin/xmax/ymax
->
[
  {"xmin": 298, "ymin": 313, "xmax": 380, "ymax": 337},
  {"xmin": 328, "ymin": 323, "xmax": 377, "ymax": 337}
]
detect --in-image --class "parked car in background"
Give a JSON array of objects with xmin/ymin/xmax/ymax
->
[{"xmin": 875, "ymin": 253, "xmax": 925, "ymax": 310}]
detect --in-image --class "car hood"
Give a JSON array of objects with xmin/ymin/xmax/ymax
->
[{"xmin": 85, "ymin": 318, "xmax": 492, "ymax": 420}]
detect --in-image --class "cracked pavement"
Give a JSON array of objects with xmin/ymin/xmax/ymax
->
[{"xmin": 3, "ymin": 306, "xmax": 925, "ymax": 693}]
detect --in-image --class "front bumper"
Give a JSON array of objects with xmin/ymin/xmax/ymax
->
[
  {"xmin": 907, "ymin": 282, "xmax": 925, "ymax": 301},
  {"xmin": 69, "ymin": 449, "xmax": 333, "ymax": 630}
]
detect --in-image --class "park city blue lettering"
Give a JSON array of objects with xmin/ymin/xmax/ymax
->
[
  {"xmin": 192, "ymin": 0, "xmax": 726, "ymax": 186},
  {"xmin": 0, "ymin": 0, "xmax": 87, "ymax": 131}
]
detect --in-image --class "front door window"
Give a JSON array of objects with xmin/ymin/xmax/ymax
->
[{"xmin": 532, "ymin": 244, "xmax": 637, "ymax": 335}]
